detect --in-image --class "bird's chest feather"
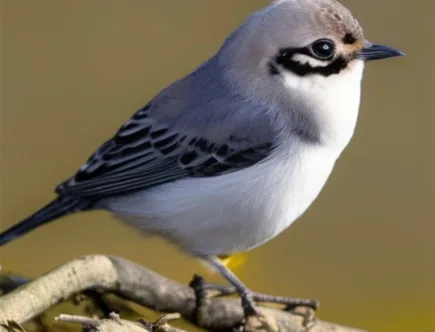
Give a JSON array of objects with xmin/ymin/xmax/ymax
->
[
  {"xmin": 230, "ymin": 142, "xmax": 338, "ymax": 251},
  {"xmin": 105, "ymin": 140, "xmax": 338, "ymax": 255}
]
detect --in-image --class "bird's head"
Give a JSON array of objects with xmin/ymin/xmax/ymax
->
[
  {"xmin": 218, "ymin": 0, "xmax": 404, "ymax": 146},
  {"xmin": 219, "ymin": 0, "xmax": 404, "ymax": 100}
]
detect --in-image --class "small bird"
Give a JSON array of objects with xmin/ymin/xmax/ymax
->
[{"xmin": 0, "ymin": 0, "xmax": 403, "ymax": 317}]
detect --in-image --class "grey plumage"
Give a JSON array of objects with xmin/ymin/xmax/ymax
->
[{"xmin": 57, "ymin": 57, "xmax": 279, "ymax": 198}]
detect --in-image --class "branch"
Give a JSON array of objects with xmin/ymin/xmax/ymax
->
[
  {"xmin": 53, "ymin": 312, "xmax": 186, "ymax": 332},
  {"xmin": 0, "ymin": 255, "xmax": 367, "ymax": 332}
]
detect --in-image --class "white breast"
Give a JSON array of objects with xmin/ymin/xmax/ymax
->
[{"xmin": 103, "ymin": 141, "xmax": 338, "ymax": 256}]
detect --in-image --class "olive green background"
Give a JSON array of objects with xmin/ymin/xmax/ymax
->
[{"xmin": 1, "ymin": 1, "xmax": 434, "ymax": 331}]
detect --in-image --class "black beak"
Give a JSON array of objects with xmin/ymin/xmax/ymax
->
[{"xmin": 356, "ymin": 43, "xmax": 405, "ymax": 61}]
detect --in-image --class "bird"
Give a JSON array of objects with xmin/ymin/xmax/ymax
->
[{"xmin": 0, "ymin": 0, "xmax": 403, "ymax": 317}]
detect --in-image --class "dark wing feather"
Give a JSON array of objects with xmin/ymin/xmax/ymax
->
[
  {"xmin": 56, "ymin": 103, "xmax": 273, "ymax": 198},
  {"xmin": 56, "ymin": 57, "xmax": 278, "ymax": 199}
]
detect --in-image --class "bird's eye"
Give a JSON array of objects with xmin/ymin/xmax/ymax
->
[{"xmin": 309, "ymin": 39, "xmax": 336, "ymax": 60}]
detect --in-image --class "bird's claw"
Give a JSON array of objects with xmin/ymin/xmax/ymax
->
[{"xmin": 188, "ymin": 274, "xmax": 318, "ymax": 327}]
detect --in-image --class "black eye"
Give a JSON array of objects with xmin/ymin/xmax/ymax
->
[{"xmin": 310, "ymin": 39, "xmax": 336, "ymax": 60}]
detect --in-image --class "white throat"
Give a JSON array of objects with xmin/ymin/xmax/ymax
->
[{"xmin": 282, "ymin": 60, "xmax": 365, "ymax": 152}]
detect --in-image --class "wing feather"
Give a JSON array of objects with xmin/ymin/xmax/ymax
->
[{"xmin": 56, "ymin": 59, "xmax": 277, "ymax": 199}]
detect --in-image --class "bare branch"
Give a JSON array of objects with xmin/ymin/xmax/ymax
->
[
  {"xmin": 55, "ymin": 314, "xmax": 103, "ymax": 327},
  {"xmin": 53, "ymin": 312, "xmax": 186, "ymax": 332},
  {"xmin": 0, "ymin": 255, "xmax": 367, "ymax": 332}
]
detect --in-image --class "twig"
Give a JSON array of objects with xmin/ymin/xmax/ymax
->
[
  {"xmin": 55, "ymin": 312, "xmax": 186, "ymax": 332},
  {"xmin": 55, "ymin": 314, "xmax": 103, "ymax": 326},
  {"xmin": 0, "ymin": 255, "xmax": 368, "ymax": 332}
]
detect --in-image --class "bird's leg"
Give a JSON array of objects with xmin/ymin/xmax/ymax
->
[
  {"xmin": 199, "ymin": 256, "xmax": 318, "ymax": 317},
  {"xmin": 205, "ymin": 256, "xmax": 258, "ymax": 316}
]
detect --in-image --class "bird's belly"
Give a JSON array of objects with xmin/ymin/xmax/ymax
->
[{"xmin": 103, "ymin": 143, "xmax": 337, "ymax": 256}]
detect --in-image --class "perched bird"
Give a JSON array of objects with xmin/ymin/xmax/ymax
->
[{"xmin": 0, "ymin": 0, "xmax": 403, "ymax": 316}]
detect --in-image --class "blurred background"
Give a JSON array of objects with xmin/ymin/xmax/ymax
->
[{"xmin": 1, "ymin": 1, "xmax": 434, "ymax": 331}]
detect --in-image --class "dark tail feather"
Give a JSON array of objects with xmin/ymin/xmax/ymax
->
[{"xmin": 0, "ymin": 196, "xmax": 92, "ymax": 246}]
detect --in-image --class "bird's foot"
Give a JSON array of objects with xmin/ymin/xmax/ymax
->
[
  {"xmin": 189, "ymin": 274, "xmax": 318, "ymax": 329},
  {"xmin": 192, "ymin": 278, "xmax": 318, "ymax": 311}
]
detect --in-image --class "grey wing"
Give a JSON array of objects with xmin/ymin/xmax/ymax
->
[{"xmin": 56, "ymin": 103, "xmax": 274, "ymax": 199}]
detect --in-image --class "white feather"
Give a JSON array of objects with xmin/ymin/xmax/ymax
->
[
  {"xmin": 291, "ymin": 53, "xmax": 330, "ymax": 68},
  {"xmin": 282, "ymin": 60, "xmax": 364, "ymax": 147},
  {"xmin": 103, "ymin": 141, "xmax": 333, "ymax": 255}
]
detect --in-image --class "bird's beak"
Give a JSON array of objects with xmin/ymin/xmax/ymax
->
[{"xmin": 355, "ymin": 43, "xmax": 405, "ymax": 61}]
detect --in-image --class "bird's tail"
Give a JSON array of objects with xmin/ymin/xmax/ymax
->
[{"xmin": 0, "ymin": 196, "xmax": 92, "ymax": 246}]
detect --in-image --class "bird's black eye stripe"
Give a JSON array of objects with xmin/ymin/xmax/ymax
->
[
  {"xmin": 276, "ymin": 47, "xmax": 311, "ymax": 63},
  {"xmin": 268, "ymin": 61, "xmax": 279, "ymax": 76},
  {"xmin": 276, "ymin": 47, "xmax": 348, "ymax": 77}
]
